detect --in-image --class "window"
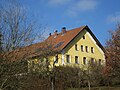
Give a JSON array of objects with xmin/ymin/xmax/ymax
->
[
  {"xmin": 85, "ymin": 46, "xmax": 88, "ymax": 52},
  {"xmin": 81, "ymin": 45, "xmax": 84, "ymax": 52},
  {"xmin": 54, "ymin": 42, "xmax": 64, "ymax": 48},
  {"xmin": 66, "ymin": 55, "xmax": 70, "ymax": 63},
  {"xmin": 31, "ymin": 61, "xmax": 35, "ymax": 71},
  {"xmin": 75, "ymin": 56, "xmax": 79, "ymax": 64},
  {"xmin": 75, "ymin": 44, "xmax": 78, "ymax": 51},
  {"xmin": 91, "ymin": 58, "xmax": 94, "ymax": 64},
  {"xmin": 83, "ymin": 57, "xmax": 87, "ymax": 65},
  {"xmin": 31, "ymin": 61, "xmax": 35, "ymax": 68},
  {"xmin": 98, "ymin": 59, "xmax": 102, "ymax": 65},
  {"xmin": 83, "ymin": 35, "xmax": 85, "ymax": 39},
  {"xmin": 91, "ymin": 47, "xmax": 94, "ymax": 53},
  {"xmin": 55, "ymin": 55, "xmax": 58, "ymax": 63},
  {"xmin": 54, "ymin": 36, "xmax": 57, "ymax": 38}
]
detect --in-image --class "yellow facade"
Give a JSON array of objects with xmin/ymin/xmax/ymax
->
[
  {"xmin": 51, "ymin": 29, "xmax": 105, "ymax": 67},
  {"xmin": 28, "ymin": 26, "xmax": 105, "ymax": 70}
]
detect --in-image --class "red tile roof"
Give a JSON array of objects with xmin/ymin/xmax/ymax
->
[
  {"xmin": 45, "ymin": 26, "xmax": 86, "ymax": 50},
  {"xmin": 2, "ymin": 25, "xmax": 105, "ymax": 61}
]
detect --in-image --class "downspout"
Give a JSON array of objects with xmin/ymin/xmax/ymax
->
[{"xmin": 61, "ymin": 50, "xmax": 65, "ymax": 65}]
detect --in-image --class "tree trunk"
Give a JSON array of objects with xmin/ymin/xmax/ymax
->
[
  {"xmin": 51, "ymin": 80, "xmax": 54, "ymax": 90},
  {"xmin": 88, "ymin": 80, "xmax": 91, "ymax": 90}
]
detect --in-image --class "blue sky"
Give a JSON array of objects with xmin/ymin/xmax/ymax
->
[{"xmin": 2, "ymin": 0, "xmax": 120, "ymax": 46}]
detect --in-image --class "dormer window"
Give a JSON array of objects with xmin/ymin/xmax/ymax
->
[
  {"xmin": 54, "ymin": 36, "xmax": 57, "ymax": 38},
  {"xmin": 83, "ymin": 35, "xmax": 85, "ymax": 39},
  {"xmin": 75, "ymin": 44, "xmax": 78, "ymax": 51}
]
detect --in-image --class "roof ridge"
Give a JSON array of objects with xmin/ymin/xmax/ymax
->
[
  {"xmin": 50, "ymin": 25, "xmax": 86, "ymax": 36},
  {"xmin": 67, "ymin": 25, "xmax": 86, "ymax": 32}
]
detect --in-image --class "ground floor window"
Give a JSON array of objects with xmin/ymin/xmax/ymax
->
[
  {"xmin": 75, "ymin": 56, "xmax": 79, "ymax": 64},
  {"xmin": 55, "ymin": 55, "xmax": 58, "ymax": 63},
  {"xmin": 66, "ymin": 55, "xmax": 70, "ymax": 63},
  {"xmin": 83, "ymin": 57, "xmax": 87, "ymax": 65},
  {"xmin": 91, "ymin": 58, "xmax": 94, "ymax": 64},
  {"xmin": 98, "ymin": 59, "xmax": 102, "ymax": 65}
]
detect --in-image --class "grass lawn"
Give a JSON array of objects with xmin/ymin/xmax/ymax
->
[{"xmin": 67, "ymin": 87, "xmax": 120, "ymax": 90}]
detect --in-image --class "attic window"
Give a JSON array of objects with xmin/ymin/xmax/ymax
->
[
  {"xmin": 54, "ymin": 42, "xmax": 64, "ymax": 48},
  {"xmin": 83, "ymin": 35, "xmax": 85, "ymax": 39}
]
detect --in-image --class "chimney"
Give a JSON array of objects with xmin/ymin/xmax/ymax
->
[
  {"xmin": 54, "ymin": 30, "xmax": 58, "ymax": 35},
  {"xmin": 61, "ymin": 27, "xmax": 66, "ymax": 35},
  {"xmin": 49, "ymin": 33, "xmax": 51, "ymax": 36}
]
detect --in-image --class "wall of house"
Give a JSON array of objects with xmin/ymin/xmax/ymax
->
[
  {"xmin": 53, "ymin": 29, "xmax": 105, "ymax": 67},
  {"xmin": 29, "ymin": 29, "xmax": 105, "ymax": 69}
]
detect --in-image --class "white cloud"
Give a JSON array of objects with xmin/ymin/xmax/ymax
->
[
  {"xmin": 67, "ymin": 0, "xmax": 98, "ymax": 16},
  {"xmin": 107, "ymin": 12, "xmax": 120, "ymax": 23},
  {"xmin": 49, "ymin": 0, "xmax": 71, "ymax": 5},
  {"xmin": 48, "ymin": 0, "xmax": 99, "ymax": 16}
]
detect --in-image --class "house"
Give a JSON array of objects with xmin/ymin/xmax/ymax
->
[
  {"xmin": 44, "ymin": 25, "xmax": 106, "ymax": 67},
  {"xmin": 2, "ymin": 25, "xmax": 105, "ymax": 71}
]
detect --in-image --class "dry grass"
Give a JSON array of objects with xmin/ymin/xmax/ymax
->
[{"xmin": 67, "ymin": 87, "xmax": 120, "ymax": 90}]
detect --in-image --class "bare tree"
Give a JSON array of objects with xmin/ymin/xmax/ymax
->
[
  {"xmin": 0, "ymin": 40, "xmax": 59, "ymax": 90},
  {"xmin": 0, "ymin": 1, "xmax": 40, "ymax": 52},
  {"xmin": 0, "ymin": 0, "xmax": 47, "ymax": 89}
]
